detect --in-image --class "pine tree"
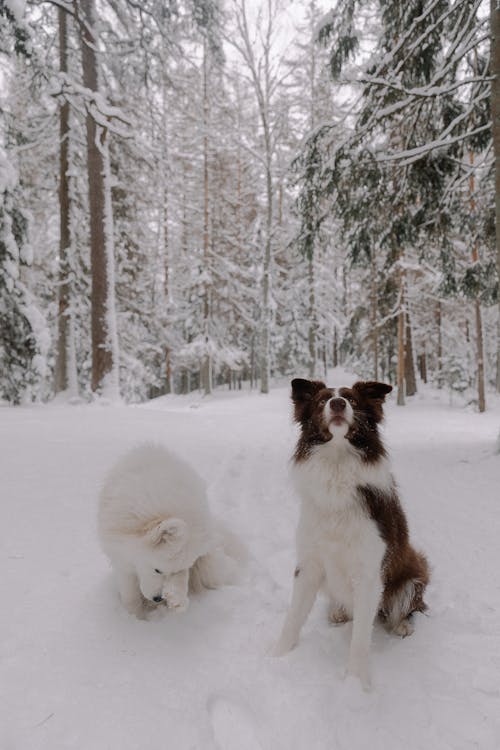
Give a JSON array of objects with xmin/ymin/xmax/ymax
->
[
  {"xmin": 299, "ymin": 0, "xmax": 494, "ymax": 403},
  {"xmin": 76, "ymin": 0, "xmax": 120, "ymax": 398},
  {"xmin": 0, "ymin": 146, "xmax": 46, "ymax": 403},
  {"xmin": 491, "ymin": 0, "xmax": 500, "ymax": 394}
]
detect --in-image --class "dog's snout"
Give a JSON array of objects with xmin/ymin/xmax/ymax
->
[
  {"xmin": 152, "ymin": 595, "xmax": 164, "ymax": 603},
  {"xmin": 330, "ymin": 398, "xmax": 346, "ymax": 412}
]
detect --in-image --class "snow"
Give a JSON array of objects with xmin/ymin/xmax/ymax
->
[
  {"xmin": 1, "ymin": 372, "xmax": 500, "ymax": 750},
  {"xmin": 0, "ymin": 148, "xmax": 18, "ymax": 195},
  {"xmin": 3, "ymin": 0, "xmax": 26, "ymax": 23}
]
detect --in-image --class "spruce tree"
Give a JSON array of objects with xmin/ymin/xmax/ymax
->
[{"xmin": 0, "ymin": 148, "xmax": 45, "ymax": 403}]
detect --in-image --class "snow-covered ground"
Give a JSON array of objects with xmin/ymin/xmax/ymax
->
[{"xmin": 1, "ymin": 372, "xmax": 500, "ymax": 750}]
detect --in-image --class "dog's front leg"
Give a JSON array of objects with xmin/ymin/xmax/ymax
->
[
  {"xmin": 273, "ymin": 560, "xmax": 324, "ymax": 656},
  {"xmin": 348, "ymin": 573, "xmax": 382, "ymax": 690},
  {"xmin": 164, "ymin": 569, "xmax": 189, "ymax": 612},
  {"xmin": 116, "ymin": 570, "xmax": 147, "ymax": 619}
]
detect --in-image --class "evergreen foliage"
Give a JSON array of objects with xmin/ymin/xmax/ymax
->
[
  {"xmin": 0, "ymin": 0, "xmax": 498, "ymax": 405},
  {"xmin": 0, "ymin": 149, "xmax": 46, "ymax": 403}
]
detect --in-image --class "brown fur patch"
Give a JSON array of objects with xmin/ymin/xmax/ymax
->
[
  {"xmin": 340, "ymin": 382, "xmax": 392, "ymax": 464},
  {"xmin": 291, "ymin": 379, "xmax": 334, "ymax": 461},
  {"xmin": 291, "ymin": 378, "xmax": 392, "ymax": 464},
  {"xmin": 358, "ymin": 484, "xmax": 430, "ymax": 619}
]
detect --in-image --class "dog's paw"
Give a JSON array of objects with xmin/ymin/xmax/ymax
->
[
  {"xmin": 166, "ymin": 596, "xmax": 189, "ymax": 613},
  {"xmin": 393, "ymin": 618, "xmax": 414, "ymax": 638},
  {"xmin": 122, "ymin": 598, "xmax": 149, "ymax": 620},
  {"xmin": 346, "ymin": 659, "xmax": 372, "ymax": 692},
  {"xmin": 271, "ymin": 637, "xmax": 296, "ymax": 657},
  {"xmin": 328, "ymin": 605, "xmax": 351, "ymax": 625}
]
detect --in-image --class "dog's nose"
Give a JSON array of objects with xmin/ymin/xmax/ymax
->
[
  {"xmin": 152, "ymin": 595, "xmax": 163, "ymax": 603},
  {"xmin": 330, "ymin": 398, "xmax": 346, "ymax": 412}
]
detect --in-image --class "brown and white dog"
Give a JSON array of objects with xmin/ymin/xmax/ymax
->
[{"xmin": 274, "ymin": 378, "xmax": 429, "ymax": 688}]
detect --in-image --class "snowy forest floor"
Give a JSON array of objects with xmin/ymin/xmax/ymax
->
[{"xmin": 1, "ymin": 370, "xmax": 500, "ymax": 750}]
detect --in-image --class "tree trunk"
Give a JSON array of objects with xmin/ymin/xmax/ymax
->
[
  {"xmin": 260, "ymin": 158, "xmax": 272, "ymax": 394},
  {"xmin": 307, "ymin": 253, "xmax": 316, "ymax": 378},
  {"xmin": 404, "ymin": 308, "xmax": 417, "ymax": 396},
  {"xmin": 100, "ymin": 128, "xmax": 120, "ymax": 399},
  {"xmin": 397, "ymin": 305, "xmax": 405, "ymax": 405},
  {"xmin": 370, "ymin": 251, "xmax": 379, "ymax": 380},
  {"xmin": 474, "ymin": 299, "xmax": 486, "ymax": 412},
  {"xmin": 79, "ymin": 0, "xmax": 116, "ymax": 394},
  {"xmin": 491, "ymin": 0, "xmax": 500, "ymax": 392},
  {"xmin": 418, "ymin": 352, "xmax": 427, "ymax": 384},
  {"xmin": 160, "ymin": 80, "xmax": 172, "ymax": 395},
  {"xmin": 201, "ymin": 39, "xmax": 212, "ymax": 396},
  {"xmin": 469, "ymin": 149, "xmax": 486, "ymax": 412},
  {"xmin": 436, "ymin": 301, "xmax": 443, "ymax": 388},
  {"xmin": 54, "ymin": 6, "xmax": 71, "ymax": 395},
  {"xmin": 396, "ymin": 271, "xmax": 405, "ymax": 405}
]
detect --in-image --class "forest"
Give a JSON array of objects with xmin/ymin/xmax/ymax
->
[
  {"xmin": 2, "ymin": 4, "xmax": 500, "ymax": 747},
  {"xmin": 1, "ymin": 0, "xmax": 499, "ymax": 409}
]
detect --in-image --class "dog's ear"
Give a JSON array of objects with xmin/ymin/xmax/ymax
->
[
  {"xmin": 352, "ymin": 381, "xmax": 392, "ymax": 402},
  {"xmin": 291, "ymin": 378, "xmax": 326, "ymax": 402},
  {"xmin": 146, "ymin": 518, "xmax": 187, "ymax": 547}
]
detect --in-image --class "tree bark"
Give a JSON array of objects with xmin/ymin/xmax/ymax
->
[
  {"xmin": 436, "ymin": 300, "xmax": 443, "ymax": 388},
  {"xmin": 491, "ymin": 0, "xmax": 500, "ymax": 392},
  {"xmin": 418, "ymin": 352, "xmax": 427, "ymax": 383},
  {"xmin": 201, "ymin": 39, "xmax": 212, "ymax": 396},
  {"xmin": 307, "ymin": 253, "xmax": 317, "ymax": 378},
  {"xmin": 78, "ymin": 0, "xmax": 116, "ymax": 394},
  {"xmin": 404, "ymin": 307, "xmax": 417, "ymax": 396},
  {"xmin": 100, "ymin": 128, "xmax": 120, "ymax": 399},
  {"xmin": 397, "ymin": 306, "xmax": 405, "ymax": 405},
  {"xmin": 54, "ymin": 6, "xmax": 71, "ymax": 395},
  {"xmin": 474, "ymin": 299, "xmax": 486, "ymax": 412},
  {"xmin": 396, "ymin": 274, "xmax": 405, "ymax": 405},
  {"xmin": 469, "ymin": 149, "xmax": 486, "ymax": 412},
  {"xmin": 370, "ymin": 251, "xmax": 379, "ymax": 380}
]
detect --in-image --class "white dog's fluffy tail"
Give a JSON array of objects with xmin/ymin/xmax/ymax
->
[{"xmin": 189, "ymin": 521, "xmax": 247, "ymax": 593}]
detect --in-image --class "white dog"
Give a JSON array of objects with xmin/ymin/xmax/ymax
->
[{"xmin": 98, "ymin": 444, "xmax": 243, "ymax": 618}]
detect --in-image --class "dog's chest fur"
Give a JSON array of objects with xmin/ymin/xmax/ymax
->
[{"xmin": 292, "ymin": 441, "xmax": 390, "ymax": 598}]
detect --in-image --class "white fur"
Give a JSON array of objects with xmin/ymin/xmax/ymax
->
[
  {"xmin": 322, "ymin": 393, "xmax": 354, "ymax": 430},
  {"xmin": 275, "ymin": 430, "xmax": 393, "ymax": 689},
  {"xmin": 98, "ymin": 444, "xmax": 243, "ymax": 619}
]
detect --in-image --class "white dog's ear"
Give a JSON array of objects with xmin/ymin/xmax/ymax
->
[{"xmin": 146, "ymin": 518, "xmax": 187, "ymax": 546}]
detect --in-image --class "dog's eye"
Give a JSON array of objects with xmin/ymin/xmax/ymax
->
[{"xmin": 154, "ymin": 568, "xmax": 163, "ymax": 574}]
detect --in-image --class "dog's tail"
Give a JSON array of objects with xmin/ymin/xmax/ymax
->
[
  {"xmin": 189, "ymin": 520, "xmax": 247, "ymax": 593},
  {"xmin": 383, "ymin": 549, "xmax": 430, "ymax": 630}
]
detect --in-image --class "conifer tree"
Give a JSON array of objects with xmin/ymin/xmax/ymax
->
[
  {"xmin": 0, "ymin": 147, "xmax": 46, "ymax": 403},
  {"xmin": 298, "ymin": 0, "xmax": 495, "ymax": 404}
]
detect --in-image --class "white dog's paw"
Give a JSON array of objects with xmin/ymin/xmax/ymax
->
[
  {"xmin": 122, "ymin": 597, "xmax": 149, "ymax": 620},
  {"xmin": 271, "ymin": 636, "xmax": 296, "ymax": 657},
  {"xmin": 346, "ymin": 658, "xmax": 372, "ymax": 692},
  {"xmin": 166, "ymin": 596, "xmax": 189, "ymax": 613}
]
